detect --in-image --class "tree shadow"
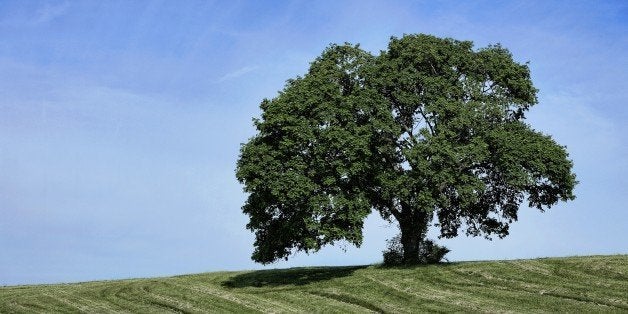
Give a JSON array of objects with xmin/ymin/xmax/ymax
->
[
  {"xmin": 221, "ymin": 265, "xmax": 367, "ymax": 288},
  {"xmin": 373, "ymin": 261, "xmax": 454, "ymax": 270}
]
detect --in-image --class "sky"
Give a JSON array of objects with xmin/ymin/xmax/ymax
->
[{"xmin": 1, "ymin": 0, "xmax": 626, "ymax": 286}]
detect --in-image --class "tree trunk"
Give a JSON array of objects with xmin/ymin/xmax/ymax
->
[
  {"xmin": 398, "ymin": 207, "xmax": 431, "ymax": 264},
  {"xmin": 400, "ymin": 223, "xmax": 421, "ymax": 264}
]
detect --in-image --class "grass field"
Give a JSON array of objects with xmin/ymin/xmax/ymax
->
[{"xmin": 1, "ymin": 255, "xmax": 626, "ymax": 313}]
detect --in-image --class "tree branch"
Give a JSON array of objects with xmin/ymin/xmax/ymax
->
[
  {"xmin": 417, "ymin": 106, "xmax": 435, "ymax": 135},
  {"xmin": 389, "ymin": 198, "xmax": 402, "ymax": 220},
  {"xmin": 429, "ymin": 61, "xmax": 437, "ymax": 75}
]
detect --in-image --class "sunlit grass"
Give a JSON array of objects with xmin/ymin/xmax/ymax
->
[{"xmin": 1, "ymin": 255, "xmax": 626, "ymax": 313}]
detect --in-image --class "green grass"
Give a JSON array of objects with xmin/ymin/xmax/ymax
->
[{"xmin": 1, "ymin": 255, "xmax": 627, "ymax": 313}]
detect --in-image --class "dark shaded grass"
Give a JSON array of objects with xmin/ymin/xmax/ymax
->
[{"xmin": 222, "ymin": 265, "xmax": 365, "ymax": 288}]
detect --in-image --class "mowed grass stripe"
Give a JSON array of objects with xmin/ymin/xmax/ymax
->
[
  {"xmin": 478, "ymin": 260, "xmax": 627, "ymax": 309},
  {"xmin": 1, "ymin": 255, "xmax": 626, "ymax": 313},
  {"xmin": 457, "ymin": 259, "xmax": 628, "ymax": 311},
  {"xmin": 359, "ymin": 272, "xmax": 484, "ymax": 312}
]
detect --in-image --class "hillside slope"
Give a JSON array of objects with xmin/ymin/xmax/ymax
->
[{"xmin": 1, "ymin": 255, "xmax": 626, "ymax": 313}]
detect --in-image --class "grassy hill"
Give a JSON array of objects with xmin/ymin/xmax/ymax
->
[{"xmin": 1, "ymin": 255, "xmax": 626, "ymax": 313}]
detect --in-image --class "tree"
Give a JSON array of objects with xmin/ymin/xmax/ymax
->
[{"xmin": 236, "ymin": 34, "xmax": 576, "ymax": 264}]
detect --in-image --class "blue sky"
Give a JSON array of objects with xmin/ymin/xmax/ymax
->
[{"xmin": 1, "ymin": 1, "xmax": 626, "ymax": 285}]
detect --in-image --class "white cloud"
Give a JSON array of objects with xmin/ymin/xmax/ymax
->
[{"xmin": 216, "ymin": 65, "xmax": 258, "ymax": 83}]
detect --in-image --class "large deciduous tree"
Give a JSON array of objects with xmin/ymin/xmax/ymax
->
[{"xmin": 236, "ymin": 34, "xmax": 576, "ymax": 264}]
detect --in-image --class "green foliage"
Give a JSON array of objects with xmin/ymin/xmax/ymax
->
[
  {"xmin": 236, "ymin": 44, "xmax": 396, "ymax": 263},
  {"xmin": 2, "ymin": 256, "xmax": 627, "ymax": 312},
  {"xmin": 236, "ymin": 34, "xmax": 577, "ymax": 264},
  {"xmin": 382, "ymin": 234, "xmax": 404, "ymax": 266},
  {"xmin": 382, "ymin": 235, "xmax": 450, "ymax": 266}
]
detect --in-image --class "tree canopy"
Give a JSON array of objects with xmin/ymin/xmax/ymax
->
[{"xmin": 236, "ymin": 34, "xmax": 576, "ymax": 264}]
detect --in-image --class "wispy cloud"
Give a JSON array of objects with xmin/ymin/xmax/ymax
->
[
  {"xmin": 216, "ymin": 65, "xmax": 258, "ymax": 83},
  {"xmin": 1, "ymin": 1, "xmax": 69, "ymax": 26},
  {"xmin": 33, "ymin": 2, "xmax": 69, "ymax": 24}
]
